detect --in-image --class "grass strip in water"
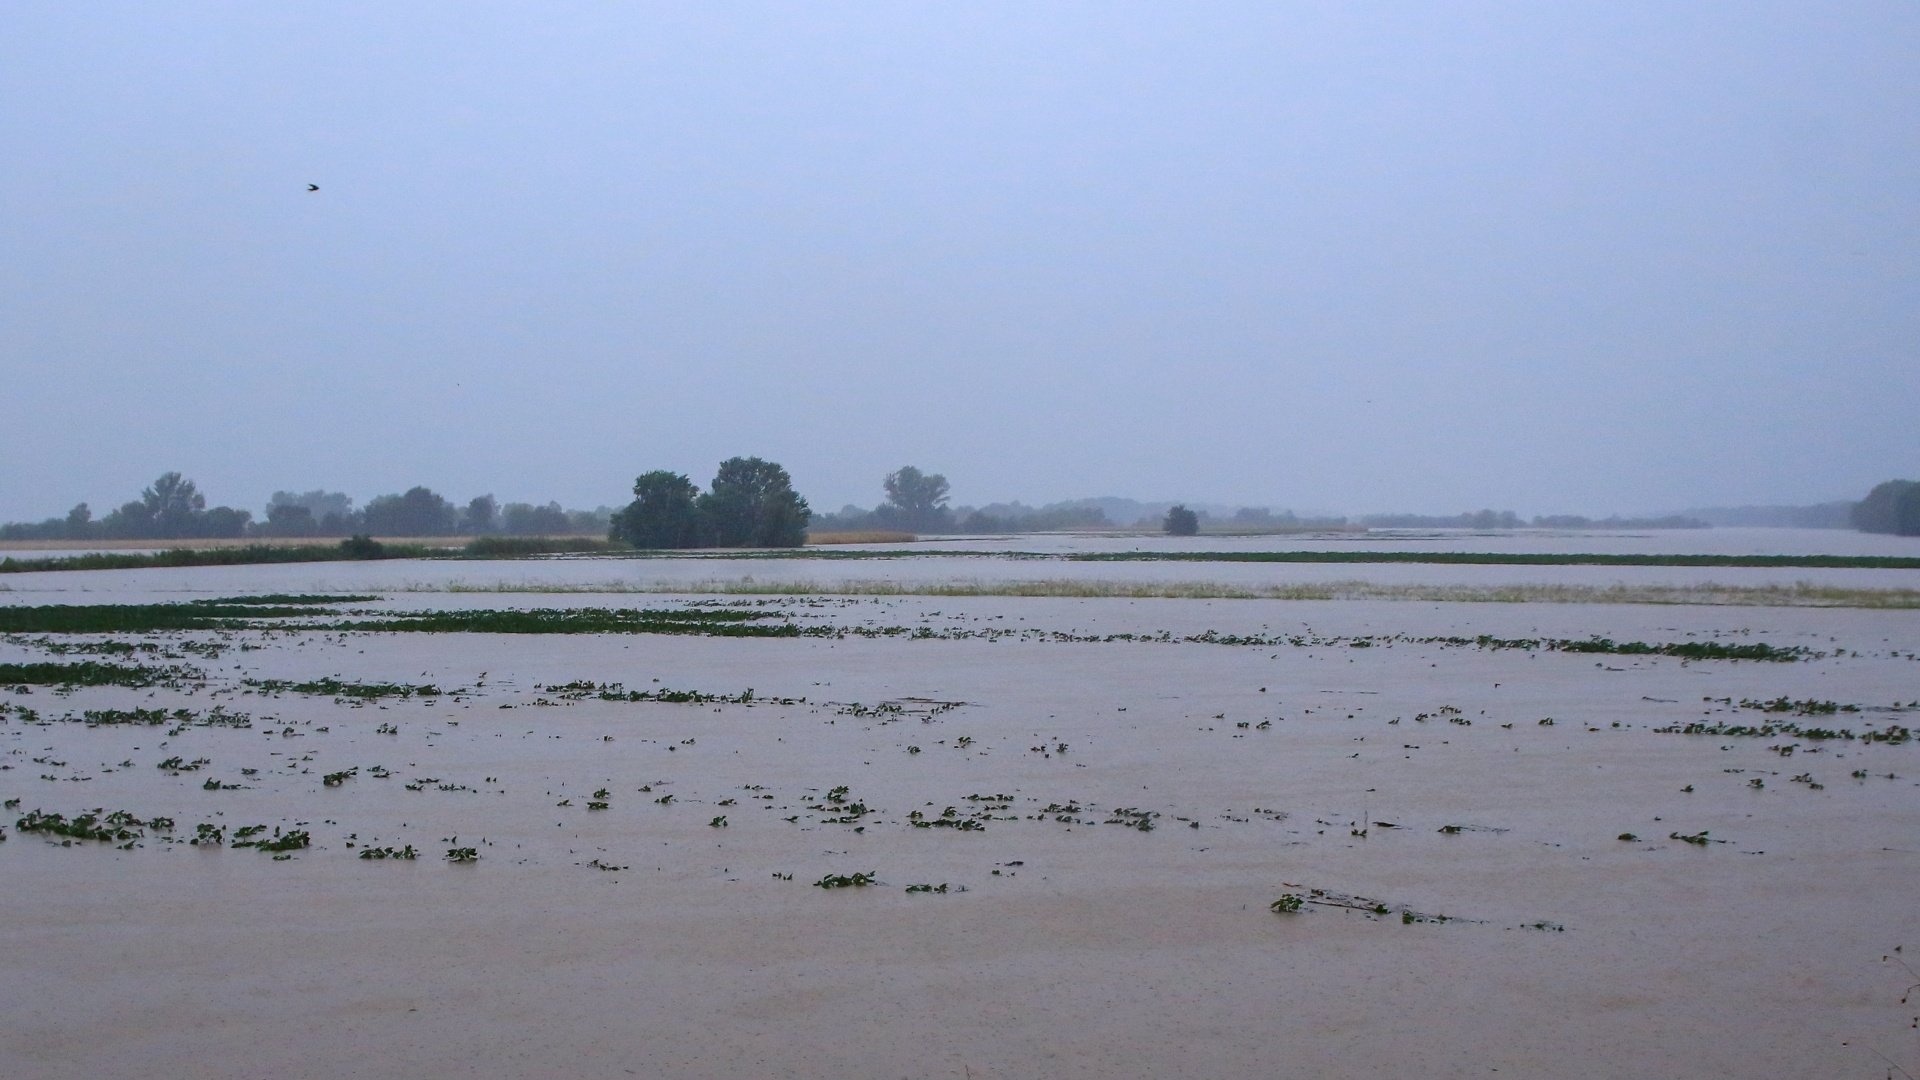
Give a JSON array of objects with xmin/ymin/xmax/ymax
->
[
  {"xmin": 419, "ymin": 578, "xmax": 1920, "ymax": 608},
  {"xmin": 0, "ymin": 604, "xmax": 333, "ymax": 634},
  {"xmin": 0, "ymin": 660, "xmax": 202, "ymax": 687},
  {"xmin": 323, "ymin": 608, "xmax": 1810, "ymax": 661},
  {"xmin": 326, "ymin": 607, "xmax": 821, "ymax": 637},
  {"xmin": 197, "ymin": 594, "xmax": 378, "ymax": 606}
]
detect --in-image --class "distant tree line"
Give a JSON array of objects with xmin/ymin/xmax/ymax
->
[
  {"xmin": 811, "ymin": 467, "xmax": 1117, "ymax": 534},
  {"xmin": 0, "ymin": 473, "xmax": 253, "ymax": 541},
  {"xmin": 16, "ymin": 467, "xmax": 1908, "ymax": 547},
  {"xmin": 1852, "ymin": 480, "xmax": 1920, "ymax": 536},
  {"xmin": 809, "ymin": 475, "xmax": 1719, "ymax": 536},
  {"xmin": 1685, "ymin": 502, "xmax": 1855, "ymax": 529},
  {"xmin": 950, "ymin": 502, "xmax": 1112, "ymax": 533},
  {"xmin": 1527, "ymin": 514, "xmax": 1709, "ymax": 529},
  {"xmin": 0, "ymin": 473, "xmax": 613, "ymax": 541},
  {"xmin": 265, "ymin": 489, "xmax": 611, "ymax": 538}
]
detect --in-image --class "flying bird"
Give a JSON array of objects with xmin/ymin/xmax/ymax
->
[{"xmin": 307, "ymin": 184, "xmax": 320, "ymax": 192}]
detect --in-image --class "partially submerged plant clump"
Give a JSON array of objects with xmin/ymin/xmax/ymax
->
[
  {"xmin": 814, "ymin": 871, "xmax": 878, "ymax": 889},
  {"xmin": 245, "ymin": 677, "xmax": 443, "ymax": 700},
  {"xmin": 16, "ymin": 808, "xmax": 173, "ymax": 846},
  {"xmin": 1654, "ymin": 719, "xmax": 1910, "ymax": 744},
  {"xmin": 1269, "ymin": 887, "xmax": 1469, "ymax": 924},
  {"xmin": 230, "ymin": 825, "xmax": 309, "ymax": 852}
]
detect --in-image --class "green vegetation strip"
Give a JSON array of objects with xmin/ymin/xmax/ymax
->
[
  {"xmin": 328, "ymin": 607, "xmax": 814, "ymax": 637},
  {"xmin": 1654, "ymin": 719, "xmax": 1911, "ymax": 743},
  {"xmin": 201, "ymin": 594, "xmax": 379, "ymax": 606},
  {"xmin": 321, "ymin": 615, "xmax": 1814, "ymax": 660},
  {"xmin": 0, "ymin": 602, "xmax": 795, "ymax": 637},
  {"xmin": 0, "ymin": 660, "xmax": 202, "ymax": 687},
  {"xmin": 340, "ymin": 611, "xmax": 1804, "ymax": 659},
  {"xmin": 0, "ymin": 599, "xmax": 1812, "ymax": 660},
  {"xmin": 0, "ymin": 603, "xmax": 339, "ymax": 633}
]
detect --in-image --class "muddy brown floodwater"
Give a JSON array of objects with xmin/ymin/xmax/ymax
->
[{"xmin": 3, "ymin": 537, "xmax": 1918, "ymax": 1079}]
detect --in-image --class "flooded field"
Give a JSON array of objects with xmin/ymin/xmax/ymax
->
[{"xmin": 4, "ymin": 532, "xmax": 1919, "ymax": 1079}]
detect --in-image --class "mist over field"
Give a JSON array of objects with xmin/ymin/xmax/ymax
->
[{"xmin": 3, "ymin": 3, "xmax": 1916, "ymax": 523}]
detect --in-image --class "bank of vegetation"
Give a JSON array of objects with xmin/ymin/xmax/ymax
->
[
  {"xmin": 0, "ymin": 535, "xmax": 615, "ymax": 575},
  {"xmin": 1852, "ymin": 479, "xmax": 1920, "ymax": 536}
]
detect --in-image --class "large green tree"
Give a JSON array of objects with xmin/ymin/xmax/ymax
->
[
  {"xmin": 878, "ymin": 465, "xmax": 953, "ymax": 532},
  {"xmin": 1163, "ymin": 504, "xmax": 1199, "ymax": 536},
  {"xmin": 699, "ymin": 457, "xmax": 810, "ymax": 547},
  {"xmin": 143, "ymin": 472, "xmax": 206, "ymax": 538},
  {"xmin": 610, "ymin": 471, "xmax": 706, "ymax": 549}
]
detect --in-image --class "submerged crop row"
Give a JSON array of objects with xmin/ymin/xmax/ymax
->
[
  {"xmin": 0, "ymin": 660, "xmax": 204, "ymax": 687},
  {"xmin": 0, "ymin": 603, "xmax": 339, "ymax": 634},
  {"xmin": 0, "ymin": 600, "xmax": 1817, "ymax": 662}
]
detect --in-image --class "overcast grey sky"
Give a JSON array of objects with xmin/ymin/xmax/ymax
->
[{"xmin": 3, "ymin": 2, "xmax": 1915, "ymax": 522}]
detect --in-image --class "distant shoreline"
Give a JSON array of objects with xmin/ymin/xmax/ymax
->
[{"xmin": 4, "ymin": 536, "xmax": 1918, "ymax": 575}]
